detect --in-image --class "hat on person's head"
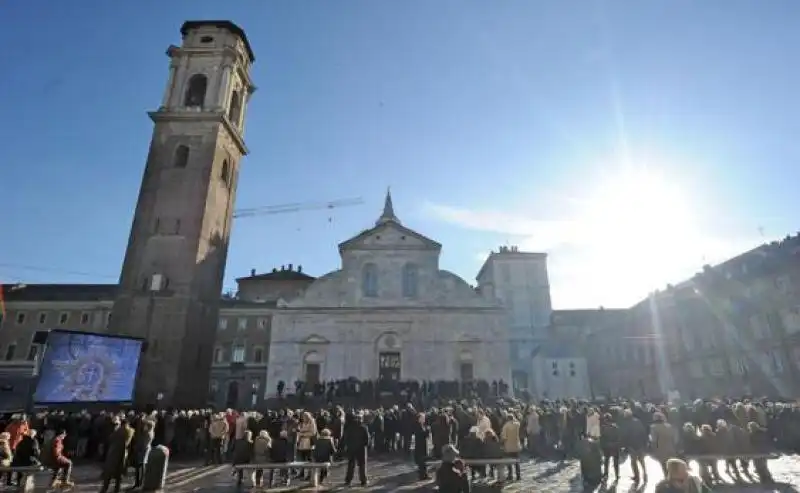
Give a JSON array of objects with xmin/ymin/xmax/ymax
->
[{"xmin": 441, "ymin": 444, "xmax": 460, "ymax": 463}]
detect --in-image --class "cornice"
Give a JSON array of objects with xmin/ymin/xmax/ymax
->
[
  {"xmin": 6, "ymin": 301, "xmax": 113, "ymax": 310},
  {"xmin": 148, "ymin": 110, "xmax": 248, "ymax": 156}
]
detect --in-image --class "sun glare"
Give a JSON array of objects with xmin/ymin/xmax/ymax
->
[
  {"xmin": 575, "ymin": 167, "xmax": 700, "ymax": 297},
  {"xmin": 585, "ymin": 169, "xmax": 693, "ymax": 237}
]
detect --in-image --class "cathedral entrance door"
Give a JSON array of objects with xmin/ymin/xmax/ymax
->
[
  {"xmin": 305, "ymin": 363, "xmax": 321, "ymax": 388},
  {"xmin": 378, "ymin": 352, "xmax": 401, "ymax": 382},
  {"xmin": 460, "ymin": 363, "xmax": 474, "ymax": 381}
]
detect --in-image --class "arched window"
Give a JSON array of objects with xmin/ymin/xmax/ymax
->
[
  {"xmin": 228, "ymin": 90, "xmax": 242, "ymax": 126},
  {"xmin": 402, "ymin": 263, "xmax": 418, "ymax": 298},
  {"xmin": 184, "ymin": 74, "xmax": 208, "ymax": 108},
  {"xmin": 174, "ymin": 145, "xmax": 189, "ymax": 168},
  {"xmin": 220, "ymin": 160, "xmax": 230, "ymax": 185},
  {"xmin": 362, "ymin": 263, "xmax": 378, "ymax": 297}
]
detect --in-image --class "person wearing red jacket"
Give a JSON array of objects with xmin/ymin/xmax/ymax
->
[
  {"xmin": 51, "ymin": 430, "xmax": 74, "ymax": 488},
  {"xmin": 5, "ymin": 415, "xmax": 29, "ymax": 453}
]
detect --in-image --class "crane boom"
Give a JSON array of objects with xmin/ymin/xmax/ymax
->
[{"xmin": 233, "ymin": 197, "xmax": 364, "ymax": 218}]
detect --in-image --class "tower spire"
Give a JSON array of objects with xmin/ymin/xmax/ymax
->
[{"xmin": 376, "ymin": 187, "xmax": 400, "ymax": 225}]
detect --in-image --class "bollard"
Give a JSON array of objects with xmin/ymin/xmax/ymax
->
[{"xmin": 142, "ymin": 445, "xmax": 170, "ymax": 492}]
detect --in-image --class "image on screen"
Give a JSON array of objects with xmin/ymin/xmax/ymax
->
[{"xmin": 34, "ymin": 331, "xmax": 143, "ymax": 404}]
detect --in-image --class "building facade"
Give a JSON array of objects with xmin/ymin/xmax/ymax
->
[
  {"xmin": 265, "ymin": 194, "xmax": 513, "ymax": 394},
  {"xmin": 109, "ymin": 21, "xmax": 256, "ymax": 407},
  {"xmin": 476, "ymin": 247, "xmax": 552, "ymax": 393},
  {"xmin": 588, "ymin": 233, "xmax": 800, "ymax": 400}
]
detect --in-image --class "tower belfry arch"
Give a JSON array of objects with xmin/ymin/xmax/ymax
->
[{"xmin": 110, "ymin": 20, "xmax": 256, "ymax": 407}]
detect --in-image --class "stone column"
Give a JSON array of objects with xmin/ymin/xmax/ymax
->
[
  {"xmin": 216, "ymin": 64, "xmax": 233, "ymax": 111},
  {"xmin": 161, "ymin": 63, "xmax": 178, "ymax": 109}
]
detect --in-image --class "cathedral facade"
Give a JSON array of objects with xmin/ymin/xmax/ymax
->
[{"xmin": 265, "ymin": 194, "xmax": 513, "ymax": 392}]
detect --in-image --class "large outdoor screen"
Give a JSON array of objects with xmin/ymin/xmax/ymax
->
[{"xmin": 34, "ymin": 330, "xmax": 143, "ymax": 404}]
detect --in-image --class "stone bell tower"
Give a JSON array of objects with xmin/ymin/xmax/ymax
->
[{"xmin": 110, "ymin": 21, "xmax": 255, "ymax": 407}]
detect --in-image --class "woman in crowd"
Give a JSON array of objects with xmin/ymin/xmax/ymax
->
[
  {"xmin": 295, "ymin": 411, "xmax": 318, "ymax": 480},
  {"xmin": 500, "ymin": 413, "xmax": 522, "ymax": 481}
]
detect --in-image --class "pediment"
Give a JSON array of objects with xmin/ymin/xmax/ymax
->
[
  {"xmin": 302, "ymin": 334, "xmax": 330, "ymax": 344},
  {"xmin": 338, "ymin": 222, "xmax": 441, "ymax": 252}
]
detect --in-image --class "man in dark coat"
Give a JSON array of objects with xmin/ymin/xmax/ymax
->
[
  {"xmin": 342, "ymin": 413, "xmax": 370, "ymax": 487},
  {"xmin": 100, "ymin": 419, "xmax": 134, "ymax": 493}
]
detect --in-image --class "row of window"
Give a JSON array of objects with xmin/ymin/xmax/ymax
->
[
  {"xmin": 213, "ymin": 344, "xmax": 265, "ymax": 364},
  {"xmin": 218, "ymin": 316, "xmax": 271, "ymax": 331},
  {"xmin": 7, "ymin": 310, "xmax": 110, "ymax": 327},
  {"xmin": 2, "ymin": 342, "xmax": 40, "ymax": 362},
  {"xmin": 362, "ymin": 263, "xmax": 419, "ymax": 298}
]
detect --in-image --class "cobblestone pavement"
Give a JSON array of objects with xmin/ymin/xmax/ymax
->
[{"xmin": 4, "ymin": 455, "xmax": 797, "ymax": 492}]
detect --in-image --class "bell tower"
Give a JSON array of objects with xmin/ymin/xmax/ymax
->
[{"xmin": 110, "ymin": 21, "xmax": 256, "ymax": 407}]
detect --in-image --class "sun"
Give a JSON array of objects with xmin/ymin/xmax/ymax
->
[
  {"xmin": 574, "ymin": 167, "xmax": 701, "ymax": 297},
  {"xmin": 584, "ymin": 168, "xmax": 693, "ymax": 240}
]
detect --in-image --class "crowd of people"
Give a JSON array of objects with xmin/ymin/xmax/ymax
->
[{"xmin": 0, "ymin": 396, "xmax": 796, "ymax": 492}]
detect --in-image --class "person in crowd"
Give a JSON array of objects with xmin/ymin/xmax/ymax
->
[
  {"xmin": 342, "ymin": 412, "xmax": 370, "ymax": 487},
  {"xmin": 129, "ymin": 419, "xmax": 155, "ymax": 490},
  {"xmin": 232, "ymin": 430, "xmax": 254, "ymax": 488},
  {"xmin": 525, "ymin": 406, "xmax": 541, "ymax": 457},
  {"xmin": 7, "ymin": 429, "xmax": 41, "ymax": 487},
  {"xmin": 100, "ymin": 418, "xmax": 134, "ymax": 493},
  {"xmin": 599, "ymin": 412, "xmax": 621, "ymax": 480},
  {"xmin": 0, "ymin": 432, "xmax": 12, "ymax": 486},
  {"xmin": 500, "ymin": 413, "xmax": 522, "ymax": 481},
  {"xmin": 586, "ymin": 408, "xmax": 601, "ymax": 439},
  {"xmin": 651, "ymin": 411, "xmax": 677, "ymax": 477},
  {"xmin": 697, "ymin": 424, "xmax": 721, "ymax": 483},
  {"xmin": 295, "ymin": 411, "xmax": 318, "ymax": 480},
  {"xmin": 459, "ymin": 426, "xmax": 484, "ymax": 481},
  {"xmin": 577, "ymin": 434, "xmax": 603, "ymax": 489},
  {"xmin": 5, "ymin": 415, "xmax": 29, "ymax": 454},
  {"xmin": 747, "ymin": 421, "xmax": 774, "ymax": 483},
  {"xmin": 50, "ymin": 429, "xmax": 74, "ymax": 488},
  {"xmin": 481, "ymin": 429, "xmax": 504, "ymax": 480},
  {"xmin": 251, "ymin": 430, "xmax": 272, "ymax": 489},
  {"xmin": 312, "ymin": 428, "xmax": 336, "ymax": 484},
  {"xmin": 619, "ymin": 408, "xmax": 648, "ymax": 483},
  {"xmin": 207, "ymin": 413, "xmax": 228, "ymax": 465},
  {"xmin": 269, "ymin": 430, "xmax": 291, "ymax": 487},
  {"xmin": 412, "ymin": 412, "xmax": 430, "ymax": 481},
  {"xmin": 435, "ymin": 444, "xmax": 470, "ymax": 493},
  {"xmin": 654, "ymin": 458, "xmax": 712, "ymax": 493}
]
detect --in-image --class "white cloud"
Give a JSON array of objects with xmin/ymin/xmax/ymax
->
[{"xmin": 424, "ymin": 201, "xmax": 761, "ymax": 309}]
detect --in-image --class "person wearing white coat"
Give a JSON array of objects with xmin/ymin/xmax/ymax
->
[{"xmin": 586, "ymin": 409, "xmax": 601, "ymax": 440}]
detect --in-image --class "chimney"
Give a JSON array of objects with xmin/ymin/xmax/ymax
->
[
  {"xmin": 281, "ymin": 265, "xmax": 286, "ymax": 271},
  {"xmin": 288, "ymin": 263, "xmax": 293, "ymax": 271},
  {"xmin": 298, "ymin": 265, "xmax": 303, "ymax": 273},
  {"xmin": 250, "ymin": 268, "xmax": 256, "ymax": 277}
]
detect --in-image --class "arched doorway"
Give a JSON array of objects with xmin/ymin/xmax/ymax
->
[
  {"xmin": 225, "ymin": 381, "xmax": 239, "ymax": 409},
  {"xmin": 303, "ymin": 351, "xmax": 323, "ymax": 387}
]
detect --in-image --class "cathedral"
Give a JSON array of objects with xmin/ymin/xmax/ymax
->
[{"xmin": 266, "ymin": 192, "xmax": 513, "ymax": 392}]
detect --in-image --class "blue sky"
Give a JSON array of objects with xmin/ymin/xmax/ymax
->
[{"xmin": 1, "ymin": 1, "xmax": 798, "ymax": 308}]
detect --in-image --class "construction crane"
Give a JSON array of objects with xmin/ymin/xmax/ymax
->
[{"xmin": 232, "ymin": 197, "xmax": 364, "ymax": 219}]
